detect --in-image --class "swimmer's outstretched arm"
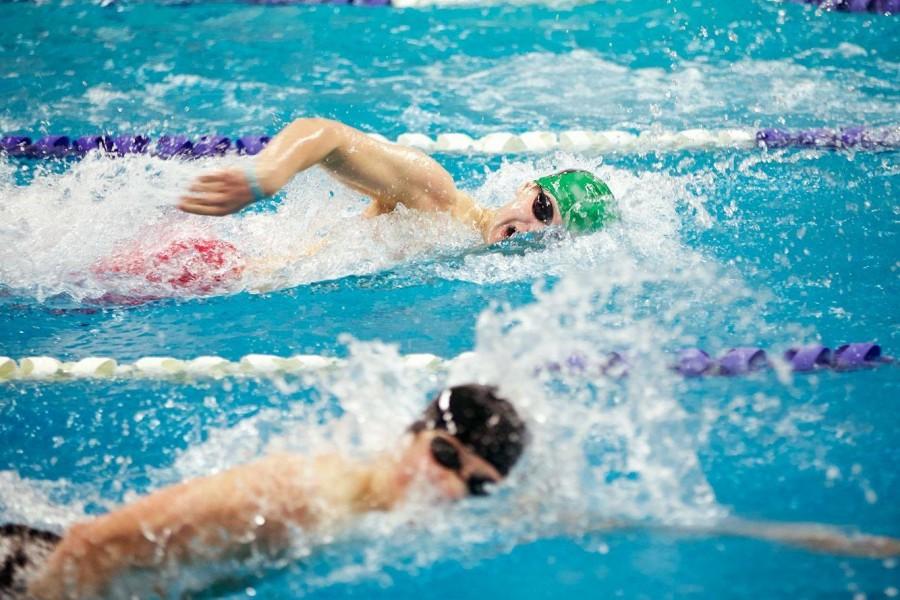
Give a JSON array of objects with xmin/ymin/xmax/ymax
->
[
  {"xmin": 581, "ymin": 517, "xmax": 900, "ymax": 558},
  {"xmin": 707, "ymin": 518, "xmax": 900, "ymax": 558},
  {"xmin": 179, "ymin": 118, "xmax": 484, "ymax": 227},
  {"xmin": 28, "ymin": 453, "xmax": 380, "ymax": 599}
]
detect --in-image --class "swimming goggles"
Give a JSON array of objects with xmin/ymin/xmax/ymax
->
[
  {"xmin": 429, "ymin": 436, "xmax": 496, "ymax": 496},
  {"xmin": 532, "ymin": 187, "xmax": 554, "ymax": 224}
]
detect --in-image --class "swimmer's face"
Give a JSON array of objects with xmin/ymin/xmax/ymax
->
[
  {"xmin": 485, "ymin": 181, "xmax": 564, "ymax": 244},
  {"xmin": 405, "ymin": 430, "xmax": 503, "ymax": 500}
]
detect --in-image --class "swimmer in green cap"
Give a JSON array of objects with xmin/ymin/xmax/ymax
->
[{"xmin": 179, "ymin": 118, "xmax": 617, "ymax": 244}]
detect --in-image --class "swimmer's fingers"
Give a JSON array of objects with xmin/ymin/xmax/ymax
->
[
  {"xmin": 188, "ymin": 170, "xmax": 244, "ymax": 193},
  {"xmin": 180, "ymin": 191, "xmax": 228, "ymax": 205},
  {"xmin": 179, "ymin": 190, "xmax": 253, "ymax": 215},
  {"xmin": 197, "ymin": 171, "xmax": 230, "ymax": 184},
  {"xmin": 195, "ymin": 170, "xmax": 246, "ymax": 187},
  {"xmin": 189, "ymin": 181, "xmax": 224, "ymax": 194},
  {"xmin": 180, "ymin": 168, "xmax": 254, "ymax": 216},
  {"xmin": 178, "ymin": 201, "xmax": 231, "ymax": 217},
  {"xmin": 188, "ymin": 170, "xmax": 254, "ymax": 197},
  {"xmin": 179, "ymin": 194, "xmax": 239, "ymax": 216}
]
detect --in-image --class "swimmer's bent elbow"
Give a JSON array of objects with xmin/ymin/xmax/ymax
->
[
  {"xmin": 254, "ymin": 118, "xmax": 349, "ymax": 195},
  {"xmin": 291, "ymin": 117, "xmax": 347, "ymax": 149}
]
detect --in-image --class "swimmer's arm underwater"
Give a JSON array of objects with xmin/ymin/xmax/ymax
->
[
  {"xmin": 27, "ymin": 453, "xmax": 379, "ymax": 599},
  {"xmin": 710, "ymin": 518, "xmax": 900, "ymax": 557},
  {"xmin": 580, "ymin": 517, "xmax": 900, "ymax": 559},
  {"xmin": 179, "ymin": 118, "xmax": 487, "ymax": 229}
]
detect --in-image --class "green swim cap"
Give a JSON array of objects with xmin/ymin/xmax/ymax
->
[{"xmin": 534, "ymin": 170, "xmax": 617, "ymax": 232}]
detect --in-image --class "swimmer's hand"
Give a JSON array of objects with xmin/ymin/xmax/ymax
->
[{"xmin": 179, "ymin": 169, "xmax": 257, "ymax": 216}]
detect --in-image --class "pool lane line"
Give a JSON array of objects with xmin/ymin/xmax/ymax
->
[
  {"xmin": 89, "ymin": 0, "xmax": 900, "ymax": 10},
  {"xmin": 793, "ymin": 0, "xmax": 900, "ymax": 13},
  {"xmin": 253, "ymin": 0, "xmax": 900, "ymax": 9},
  {"xmin": 2, "ymin": 126, "xmax": 899, "ymax": 159},
  {"xmin": 0, "ymin": 343, "xmax": 890, "ymax": 383},
  {"xmin": 4, "ymin": 0, "xmax": 898, "ymax": 10}
]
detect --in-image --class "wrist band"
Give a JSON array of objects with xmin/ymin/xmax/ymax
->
[{"xmin": 244, "ymin": 164, "xmax": 269, "ymax": 202}]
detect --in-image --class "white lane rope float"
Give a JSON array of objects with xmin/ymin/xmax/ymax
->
[
  {"xmin": 387, "ymin": 126, "xmax": 900, "ymax": 154},
  {"xmin": 0, "ymin": 354, "xmax": 445, "ymax": 381}
]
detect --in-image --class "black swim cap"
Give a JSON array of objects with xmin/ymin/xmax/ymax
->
[{"xmin": 410, "ymin": 384, "xmax": 528, "ymax": 476}]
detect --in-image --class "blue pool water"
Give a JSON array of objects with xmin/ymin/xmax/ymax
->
[{"xmin": 1, "ymin": 0, "xmax": 899, "ymax": 597}]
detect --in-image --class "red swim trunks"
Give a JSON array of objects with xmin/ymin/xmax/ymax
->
[{"xmin": 93, "ymin": 237, "xmax": 245, "ymax": 298}]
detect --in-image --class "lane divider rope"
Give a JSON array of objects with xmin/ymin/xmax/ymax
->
[
  {"xmin": 0, "ymin": 343, "xmax": 889, "ymax": 383},
  {"xmin": 2, "ymin": 126, "xmax": 898, "ymax": 160},
  {"xmin": 794, "ymin": 0, "xmax": 900, "ymax": 13},
  {"xmin": 4, "ymin": 0, "xmax": 898, "ymax": 12},
  {"xmin": 177, "ymin": 0, "xmax": 900, "ymax": 11}
]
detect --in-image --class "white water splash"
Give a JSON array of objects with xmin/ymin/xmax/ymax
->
[{"xmin": 0, "ymin": 471, "xmax": 86, "ymax": 532}]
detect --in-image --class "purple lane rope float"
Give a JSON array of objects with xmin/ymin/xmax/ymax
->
[
  {"xmin": 546, "ymin": 342, "xmax": 891, "ymax": 378},
  {"xmin": 26, "ymin": 0, "xmax": 900, "ymax": 10},
  {"xmin": 248, "ymin": 0, "xmax": 391, "ymax": 5},
  {"xmin": 178, "ymin": 0, "xmax": 900, "ymax": 9},
  {"xmin": 250, "ymin": 0, "xmax": 900, "ymax": 8},
  {"xmin": 0, "ymin": 135, "xmax": 270, "ymax": 159},
  {"xmin": 2, "ymin": 126, "xmax": 898, "ymax": 159},
  {"xmin": 673, "ymin": 342, "xmax": 888, "ymax": 376},
  {"xmin": 0, "ymin": 343, "xmax": 890, "ymax": 382},
  {"xmin": 5, "ymin": 0, "xmax": 899, "ymax": 10},
  {"xmin": 792, "ymin": 0, "xmax": 900, "ymax": 13}
]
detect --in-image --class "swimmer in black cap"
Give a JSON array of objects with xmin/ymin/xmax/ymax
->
[
  {"xmin": 179, "ymin": 118, "xmax": 618, "ymax": 245},
  {"xmin": 5, "ymin": 385, "xmax": 900, "ymax": 598},
  {"xmin": 16, "ymin": 384, "xmax": 526, "ymax": 599}
]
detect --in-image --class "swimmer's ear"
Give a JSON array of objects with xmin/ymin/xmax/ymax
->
[{"xmin": 407, "ymin": 420, "xmax": 427, "ymax": 434}]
